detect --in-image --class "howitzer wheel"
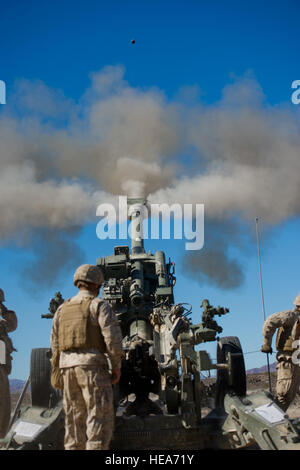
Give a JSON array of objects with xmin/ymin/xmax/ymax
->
[
  {"xmin": 215, "ymin": 336, "xmax": 246, "ymax": 409},
  {"xmin": 30, "ymin": 348, "xmax": 60, "ymax": 408}
]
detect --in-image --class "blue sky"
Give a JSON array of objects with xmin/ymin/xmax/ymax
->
[
  {"xmin": 1, "ymin": 0, "xmax": 299, "ymax": 103},
  {"xmin": 0, "ymin": 0, "xmax": 299, "ymax": 379}
]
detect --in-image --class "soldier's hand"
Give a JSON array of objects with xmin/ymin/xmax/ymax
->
[
  {"xmin": 261, "ymin": 344, "xmax": 272, "ymax": 354},
  {"xmin": 0, "ymin": 302, "xmax": 7, "ymax": 315},
  {"xmin": 111, "ymin": 368, "xmax": 121, "ymax": 385}
]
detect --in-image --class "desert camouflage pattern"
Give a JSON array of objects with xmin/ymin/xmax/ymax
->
[
  {"xmin": 0, "ymin": 307, "xmax": 18, "ymax": 375},
  {"xmin": 294, "ymin": 293, "xmax": 300, "ymax": 306},
  {"xmin": 0, "ymin": 366, "xmax": 10, "ymax": 438},
  {"xmin": 0, "ymin": 297, "xmax": 17, "ymax": 438},
  {"xmin": 262, "ymin": 309, "xmax": 299, "ymax": 347},
  {"xmin": 262, "ymin": 309, "xmax": 300, "ymax": 411},
  {"xmin": 62, "ymin": 366, "xmax": 114, "ymax": 450},
  {"xmin": 50, "ymin": 288, "xmax": 123, "ymax": 450},
  {"xmin": 51, "ymin": 290, "xmax": 123, "ymax": 370},
  {"xmin": 0, "ymin": 308, "xmax": 18, "ymax": 334},
  {"xmin": 73, "ymin": 264, "xmax": 104, "ymax": 287},
  {"xmin": 276, "ymin": 354, "xmax": 300, "ymax": 411}
]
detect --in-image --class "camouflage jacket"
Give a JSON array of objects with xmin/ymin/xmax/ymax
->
[
  {"xmin": 0, "ymin": 304, "xmax": 17, "ymax": 374},
  {"xmin": 262, "ymin": 309, "xmax": 300, "ymax": 350},
  {"xmin": 0, "ymin": 303, "xmax": 17, "ymax": 333},
  {"xmin": 51, "ymin": 290, "xmax": 123, "ymax": 371}
]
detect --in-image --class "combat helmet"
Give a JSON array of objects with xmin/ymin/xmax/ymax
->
[
  {"xmin": 293, "ymin": 293, "xmax": 300, "ymax": 307},
  {"xmin": 73, "ymin": 264, "xmax": 104, "ymax": 287},
  {"xmin": 0, "ymin": 289, "xmax": 5, "ymax": 302}
]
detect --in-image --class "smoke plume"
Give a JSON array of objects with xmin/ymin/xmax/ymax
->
[{"xmin": 0, "ymin": 67, "xmax": 299, "ymax": 288}]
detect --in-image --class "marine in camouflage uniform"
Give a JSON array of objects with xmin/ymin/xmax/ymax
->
[
  {"xmin": 261, "ymin": 293, "xmax": 300, "ymax": 411},
  {"xmin": 50, "ymin": 264, "xmax": 123, "ymax": 450},
  {"xmin": 0, "ymin": 289, "xmax": 17, "ymax": 438}
]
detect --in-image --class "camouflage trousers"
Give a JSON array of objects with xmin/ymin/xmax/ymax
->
[
  {"xmin": 0, "ymin": 365, "xmax": 10, "ymax": 438},
  {"xmin": 276, "ymin": 354, "xmax": 300, "ymax": 412},
  {"xmin": 62, "ymin": 366, "xmax": 114, "ymax": 450}
]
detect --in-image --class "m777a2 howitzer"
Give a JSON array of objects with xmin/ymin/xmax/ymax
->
[{"xmin": 2, "ymin": 198, "xmax": 300, "ymax": 450}]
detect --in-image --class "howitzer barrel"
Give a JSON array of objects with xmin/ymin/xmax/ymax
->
[
  {"xmin": 128, "ymin": 198, "xmax": 146, "ymax": 255},
  {"xmin": 128, "ymin": 198, "xmax": 147, "ymax": 307},
  {"xmin": 155, "ymin": 251, "xmax": 168, "ymax": 287},
  {"xmin": 130, "ymin": 260, "xmax": 144, "ymax": 307},
  {"xmin": 129, "ymin": 319, "xmax": 153, "ymax": 341}
]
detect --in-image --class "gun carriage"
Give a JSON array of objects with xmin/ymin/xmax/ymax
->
[{"xmin": 2, "ymin": 198, "xmax": 300, "ymax": 450}]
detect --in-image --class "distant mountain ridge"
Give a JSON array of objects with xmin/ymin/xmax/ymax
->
[
  {"xmin": 9, "ymin": 363, "xmax": 278, "ymax": 394},
  {"xmin": 9, "ymin": 379, "xmax": 29, "ymax": 393},
  {"xmin": 246, "ymin": 362, "xmax": 277, "ymax": 374}
]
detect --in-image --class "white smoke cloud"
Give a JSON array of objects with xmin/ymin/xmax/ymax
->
[
  {"xmin": 0, "ymin": 163, "xmax": 106, "ymax": 240},
  {"xmin": 151, "ymin": 78, "xmax": 300, "ymax": 223},
  {"xmin": 0, "ymin": 67, "xmax": 299, "ymax": 288}
]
